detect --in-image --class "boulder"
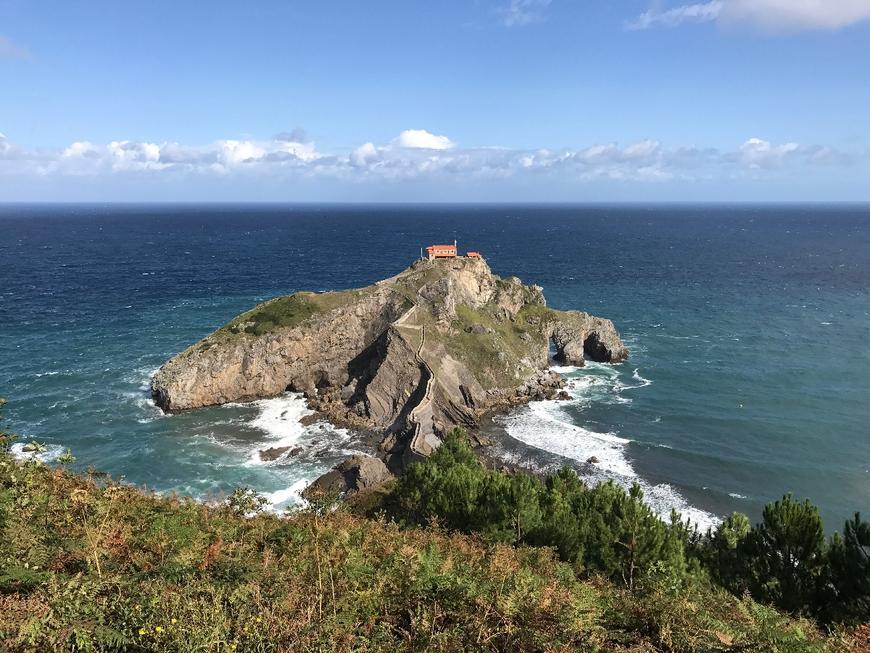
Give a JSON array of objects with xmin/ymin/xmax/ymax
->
[
  {"xmin": 471, "ymin": 432, "xmax": 492, "ymax": 447},
  {"xmin": 259, "ymin": 445, "xmax": 305, "ymax": 462},
  {"xmin": 304, "ymin": 454, "xmax": 393, "ymax": 498},
  {"xmin": 259, "ymin": 446, "xmax": 291, "ymax": 462}
]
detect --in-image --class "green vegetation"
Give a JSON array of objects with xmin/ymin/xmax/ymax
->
[
  {"xmin": 388, "ymin": 431, "xmax": 870, "ymax": 631},
  {"xmin": 219, "ymin": 290, "xmax": 366, "ymax": 338},
  {"xmin": 433, "ymin": 304, "xmax": 546, "ymax": 388},
  {"xmin": 0, "ymin": 401, "xmax": 864, "ymax": 652},
  {"xmin": 699, "ymin": 496, "xmax": 870, "ymax": 626}
]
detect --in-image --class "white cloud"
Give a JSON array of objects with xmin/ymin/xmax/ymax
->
[
  {"xmin": 219, "ymin": 140, "xmax": 267, "ymax": 166},
  {"xmin": 0, "ymin": 130, "xmax": 859, "ymax": 187},
  {"xmin": 350, "ymin": 142, "xmax": 380, "ymax": 167},
  {"xmin": 623, "ymin": 139, "xmax": 662, "ymax": 158},
  {"xmin": 393, "ymin": 129, "xmax": 455, "ymax": 150},
  {"xmin": 109, "ymin": 140, "xmax": 164, "ymax": 171},
  {"xmin": 628, "ymin": 0, "xmax": 870, "ymax": 31},
  {"xmin": 626, "ymin": 2, "xmax": 723, "ymax": 30},
  {"xmin": 0, "ymin": 36, "xmax": 31, "ymax": 60},
  {"xmin": 738, "ymin": 137, "xmax": 800, "ymax": 167},
  {"xmin": 722, "ymin": 0, "xmax": 870, "ymax": 30},
  {"xmin": 499, "ymin": 0, "xmax": 553, "ymax": 27},
  {"xmin": 63, "ymin": 142, "xmax": 100, "ymax": 159}
]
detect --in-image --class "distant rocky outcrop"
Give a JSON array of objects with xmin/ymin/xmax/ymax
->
[{"xmin": 152, "ymin": 257, "xmax": 627, "ymax": 476}]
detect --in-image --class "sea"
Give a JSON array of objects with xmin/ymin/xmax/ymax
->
[{"xmin": 1, "ymin": 204, "xmax": 868, "ymax": 532}]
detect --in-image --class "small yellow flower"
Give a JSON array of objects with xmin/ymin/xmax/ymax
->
[
  {"xmin": 138, "ymin": 628, "xmax": 145, "ymax": 636},
  {"xmin": 171, "ymin": 618, "xmax": 177, "ymax": 624},
  {"xmin": 156, "ymin": 626, "xmax": 163, "ymax": 633}
]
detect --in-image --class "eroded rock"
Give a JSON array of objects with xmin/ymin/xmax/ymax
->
[
  {"xmin": 304, "ymin": 455, "xmax": 393, "ymax": 498},
  {"xmin": 152, "ymin": 256, "xmax": 628, "ymax": 467}
]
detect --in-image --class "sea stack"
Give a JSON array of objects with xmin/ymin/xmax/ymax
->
[{"xmin": 151, "ymin": 256, "xmax": 628, "ymax": 470}]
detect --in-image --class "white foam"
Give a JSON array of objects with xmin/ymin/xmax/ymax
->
[
  {"xmin": 244, "ymin": 392, "xmax": 353, "ymax": 466},
  {"xmin": 250, "ymin": 393, "xmax": 312, "ymax": 442},
  {"xmin": 262, "ymin": 479, "xmax": 310, "ymax": 511},
  {"xmin": 631, "ymin": 368, "xmax": 653, "ymax": 387},
  {"xmin": 499, "ymin": 364, "xmax": 721, "ymax": 531},
  {"xmin": 126, "ymin": 367, "xmax": 167, "ymax": 422},
  {"xmin": 10, "ymin": 442, "xmax": 66, "ymax": 464},
  {"xmin": 499, "ymin": 402, "xmax": 633, "ymax": 477},
  {"xmin": 612, "ymin": 369, "xmax": 653, "ymax": 393},
  {"xmin": 643, "ymin": 483, "xmax": 720, "ymax": 533}
]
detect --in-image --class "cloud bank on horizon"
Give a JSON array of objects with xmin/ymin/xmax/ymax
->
[
  {"xmin": 0, "ymin": 129, "xmax": 860, "ymax": 193},
  {"xmin": 1, "ymin": 1, "xmax": 868, "ymax": 200},
  {"xmin": 627, "ymin": 0, "xmax": 870, "ymax": 31}
]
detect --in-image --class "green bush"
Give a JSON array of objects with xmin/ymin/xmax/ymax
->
[
  {"xmin": 391, "ymin": 431, "xmax": 691, "ymax": 587},
  {"xmin": 825, "ymin": 513, "xmax": 870, "ymax": 625},
  {"xmin": 391, "ymin": 429, "xmax": 870, "ymax": 629}
]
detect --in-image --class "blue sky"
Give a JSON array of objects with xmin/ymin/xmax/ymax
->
[{"xmin": 1, "ymin": 0, "xmax": 869, "ymax": 201}]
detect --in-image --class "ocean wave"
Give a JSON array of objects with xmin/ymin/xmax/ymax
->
[
  {"xmin": 612, "ymin": 369, "xmax": 652, "ymax": 393},
  {"xmin": 262, "ymin": 479, "xmax": 310, "ymax": 512},
  {"xmin": 499, "ymin": 364, "xmax": 720, "ymax": 531},
  {"xmin": 630, "ymin": 368, "xmax": 653, "ymax": 387},
  {"xmin": 498, "ymin": 405, "xmax": 633, "ymax": 477},
  {"xmin": 557, "ymin": 363, "xmax": 635, "ymax": 407},
  {"xmin": 126, "ymin": 366, "xmax": 169, "ymax": 422},
  {"xmin": 244, "ymin": 393, "xmax": 352, "ymax": 466},
  {"xmin": 9, "ymin": 442, "xmax": 66, "ymax": 464},
  {"xmin": 35, "ymin": 370, "xmax": 75, "ymax": 378}
]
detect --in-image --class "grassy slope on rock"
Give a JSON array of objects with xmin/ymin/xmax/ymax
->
[
  {"xmin": 434, "ymin": 303, "xmax": 566, "ymax": 389},
  {"xmin": 0, "ymin": 449, "xmax": 849, "ymax": 653},
  {"xmin": 188, "ymin": 264, "xmax": 561, "ymax": 389},
  {"xmin": 435, "ymin": 304, "xmax": 542, "ymax": 388},
  {"xmin": 215, "ymin": 289, "xmax": 367, "ymax": 339}
]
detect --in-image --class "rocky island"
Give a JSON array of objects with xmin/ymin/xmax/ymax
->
[{"xmin": 151, "ymin": 256, "xmax": 627, "ymax": 485}]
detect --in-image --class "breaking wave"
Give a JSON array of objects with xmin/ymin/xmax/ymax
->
[
  {"xmin": 10, "ymin": 442, "xmax": 66, "ymax": 464},
  {"xmin": 497, "ymin": 364, "xmax": 720, "ymax": 532},
  {"xmin": 244, "ymin": 392, "xmax": 357, "ymax": 467}
]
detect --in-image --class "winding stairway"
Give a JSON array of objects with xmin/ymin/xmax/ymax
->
[{"xmin": 394, "ymin": 306, "xmax": 440, "ymax": 461}]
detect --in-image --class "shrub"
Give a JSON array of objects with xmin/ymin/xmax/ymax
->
[{"xmin": 390, "ymin": 431, "xmax": 690, "ymax": 587}]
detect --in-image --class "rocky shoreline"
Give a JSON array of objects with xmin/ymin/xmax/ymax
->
[{"xmin": 152, "ymin": 257, "xmax": 628, "ymax": 494}]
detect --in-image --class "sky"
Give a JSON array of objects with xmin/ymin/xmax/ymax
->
[{"xmin": 1, "ymin": 0, "xmax": 869, "ymax": 202}]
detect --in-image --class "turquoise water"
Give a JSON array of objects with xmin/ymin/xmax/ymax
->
[{"xmin": 1, "ymin": 204, "xmax": 868, "ymax": 529}]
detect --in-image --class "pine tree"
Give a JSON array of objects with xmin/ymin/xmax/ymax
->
[
  {"xmin": 708, "ymin": 512, "xmax": 752, "ymax": 593},
  {"xmin": 743, "ymin": 494, "xmax": 826, "ymax": 614},
  {"xmin": 825, "ymin": 513, "xmax": 870, "ymax": 624}
]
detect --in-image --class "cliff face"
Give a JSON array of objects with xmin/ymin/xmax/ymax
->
[{"xmin": 151, "ymin": 257, "xmax": 628, "ymax": 468}]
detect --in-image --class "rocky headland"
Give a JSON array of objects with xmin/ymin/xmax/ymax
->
[{"xmin": 151, "ymin": 256, "xmax": 627, "ymax": 486}]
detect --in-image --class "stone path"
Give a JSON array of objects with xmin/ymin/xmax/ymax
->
[{"xmin": 394, "ymin": 306, "xmax": 439, "ymax": 460}]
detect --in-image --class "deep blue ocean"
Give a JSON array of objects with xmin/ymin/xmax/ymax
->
[{"xmin": 1, "ymin": 204, "xmax": 868, "ymax": 531}]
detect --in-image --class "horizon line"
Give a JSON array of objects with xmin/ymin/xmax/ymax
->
[{"xmin": 2, "ymin": 200, "xmax": 870, "ymax": 207}]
